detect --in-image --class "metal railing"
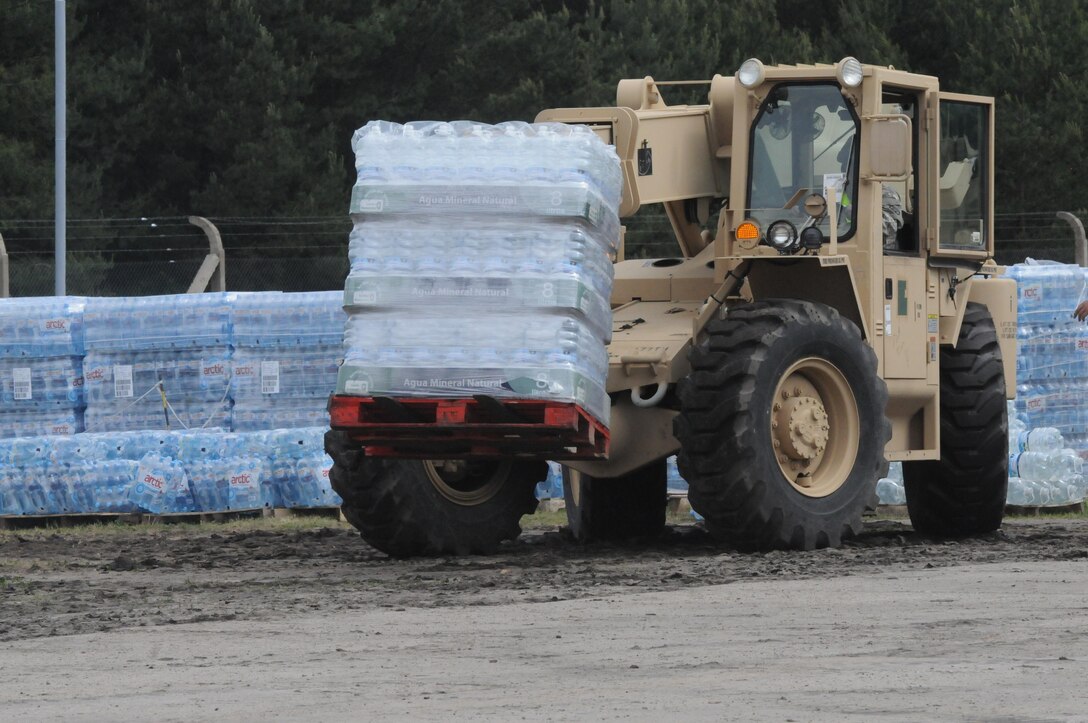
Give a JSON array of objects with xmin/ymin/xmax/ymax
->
[
  {"xmin": 186, "ymin": 216, "xmax": 226, "ymax": 293},
  {"xmin": 0, "ymin": 211, "xmax": 1084, "ymax": 298},
  {"xmin": 0, "ymin": 232, "xmax": 9, "ymax": 298}
]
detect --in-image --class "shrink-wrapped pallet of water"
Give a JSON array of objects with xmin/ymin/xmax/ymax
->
[
  {"xmin": 0, "ymin": 297, "xmax": 86, "ymax": 438},
  {"xmin": 338, "ymin": 120, "xmax": 621, "ymax": 425},
  {"xmin": 0, "ymin": 426, "xmax": 340, "ymax": 515},
  {"xmin": 82, "ymin": 294, "xmax": 232, "ymax": 432},
  {"xmin": 1005, "ymin": 262, "xmax": 1088, "ymax": 456},
  {"xmin": 230, "ymin": 291, "xmax": 345, "ymax": 431}
]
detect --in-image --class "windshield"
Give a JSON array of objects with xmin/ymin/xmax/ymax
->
[{"xmin": 747, "ymin": 83, "xmax": 859, "ymax": 240}]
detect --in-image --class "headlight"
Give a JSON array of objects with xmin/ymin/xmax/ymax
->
[
  {"xmin": 767, "ymin": 220, "xmax": 799, "ymax": 253},
  {"xmin": 837, "ymin": 57, "xmax": 863, "ymax": 88},
  {"xmin": 800, "ymin": 226, "xmax": 824, "ymax": 251},
  {"xmin": 737, "ymin": 58, "xmax": 765, "ymax": 89}
]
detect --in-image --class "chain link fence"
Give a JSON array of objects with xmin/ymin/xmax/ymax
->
[{"xmin": 0, "ymin": 211, "xmax": 1083, "ymax": 298}]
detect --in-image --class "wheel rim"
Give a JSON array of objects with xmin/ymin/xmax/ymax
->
[
  {"xmin": 770, "ymin": 357, "xmax": 860, "ymax": 497},
  {"xmin": 424, "ymin": 460, "xmax": 512, "ymax": 506}
]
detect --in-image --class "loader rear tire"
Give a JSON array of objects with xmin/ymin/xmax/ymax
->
[
  {"xmin": 674, "ymin": 300, "xmax": 891, "ymax": 551},
  {"xmin": 325, "ymin": 430, "xmax": 546, "ymax": 557},
  {"xmin": 903, "ymin": 302, "xmax": 1008, "ymax": 536},
  {"xmin": 562, "ymin": 459, "xmax": 667, "ymax": 542}
]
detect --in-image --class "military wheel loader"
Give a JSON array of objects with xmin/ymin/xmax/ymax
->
[{"xmin": 326, "ymin": 58, "xmax": 1016, "ymax": 556}]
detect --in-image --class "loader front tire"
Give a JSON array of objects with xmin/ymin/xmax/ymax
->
[
  {"xmin": 903, "ymin": 302, "xmax": 1008, "ymax": 536},
  {"xmin": 562, "ymin": 459, "xmax": 667, "ymax": 542},
  {"xmin": 325, "ymin": 430, "xmax": 546, "ymax": 557},
  {"xmin": 674, "ymin": 300, "xmax": 891, "ymax": 551}
]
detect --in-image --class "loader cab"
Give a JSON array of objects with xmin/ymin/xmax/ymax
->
[
  {"xmin": 746, "ymin": 82, "xmax": 861, "ymax": 247},
  {"xmin": 725, "ymin": 58, "xmax": 995, "ymax": 264}
]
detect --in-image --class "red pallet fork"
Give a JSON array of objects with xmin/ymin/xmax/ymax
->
[{"xmin": 328, "ymin": 394, "xmax": 609, "ymax": 460}]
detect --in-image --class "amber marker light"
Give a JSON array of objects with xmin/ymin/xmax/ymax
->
[{"xmin": 735, "ymin": 220, "xmax": 761, "ymax": 242}]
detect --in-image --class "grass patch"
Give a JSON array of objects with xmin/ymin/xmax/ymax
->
[{"xmin": 0, "ymin": 514, "xmax": 351, "ymax": 541}]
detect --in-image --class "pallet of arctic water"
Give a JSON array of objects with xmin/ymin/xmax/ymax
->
[
  {"xmin": 0, "ymin": 296, "xmax": 87, "ymax": 438},
  {"xmin": 81, "ymin": 294, "xmax": 233, "ymax": 432},
  {"xmin": 1007, "ymin": 262, "xmax": 1088, "ymax": 454},
  {"xmin": 0, "ymin": 428, "xmax": 342, "ymax": 516}
]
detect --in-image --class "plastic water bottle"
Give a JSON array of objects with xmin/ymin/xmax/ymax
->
[
  {"xmin": 1007, "ymin": 477, "xmax": 1032, "ymax": 505},
  {"xmin": 1010, "ymin": 450, "xmax": 1055, "ymax": 482},
  {"xmin": 876, "ymin": 477, "xmax": 907, "ymax": 505},
  {"xmin": 129, "ymin": 454, "xmax": 170, "ymax": 513},
  {"xmin": 0, "ymin": 467, "xmax": 22, "ymax": 515},
  {"xmin": 1018, "ymin": 427, "xmax": 1064, "ymax": 453},
  {"xmin": 224, "ymin": 457, "xmax": 264, "ymax": 510}
]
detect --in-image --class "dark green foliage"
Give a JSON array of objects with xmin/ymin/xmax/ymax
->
[{"xmin": 1, "ymin": 0, "xmax": 1085, "ymax": 224}]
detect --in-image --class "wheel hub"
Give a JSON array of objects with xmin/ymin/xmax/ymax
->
[
  {"xmin": 425, "ymin": 459, "xmax": 510, "ymax": 506},
  {"xmin": 775, "ymin": 395, "xmax": 829, "ymax": 460},
  {"xmin": 770, "ymin": 358, "xmax": 860, "ymax": 497}
]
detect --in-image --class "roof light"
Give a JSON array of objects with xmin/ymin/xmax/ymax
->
[
  {"xmin": 837, "ymin": 57, "xmax": 864, "ymax": 88},
  {"xmin": 737, "ymin": 58, "xmax": 765, "ymax": 89}
]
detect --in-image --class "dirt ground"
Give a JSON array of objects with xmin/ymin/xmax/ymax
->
[
  {"xmin": 1, "ymin": 513, "xmax": 1088, "ymax": 642},
  {"xmin": 1, "ymin": 512, "xmax": 1087, "ymax": 720}
]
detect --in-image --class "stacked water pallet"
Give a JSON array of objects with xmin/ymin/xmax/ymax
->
[
  {"xmin": 337, "ymin": 120, "xmax": 621, "ymax": 426},
  {"xmin": 230, "ymin": 291, "xmax": 345, "ymax": 431},
  {"xmin": 0, "ymin": 427, "xmax": 340, "ymax": 516},
  {"xmin": 0, "ymin": 297, "xmax": 86, "ymax": 438},
  {"xmin": 82, "ymin": 294, "xmax": 233, "ymax": 431},
  {"xmin": 875, "ymin": 261, "xmax": 1088, "ymax": 508}
]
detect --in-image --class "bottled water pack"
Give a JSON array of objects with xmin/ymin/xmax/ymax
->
[
  {"xmin": 230, "ymin": 291, "xmax": 345, "ymax": 348},
  {"xmin": 340, "ymin": 119, "xmax": 620, "ymax": 426},
  {"xmin": 82, "ymin": 348, "xmax": 232, "ymax": 432},
  {"xmin": 350, "ymin": 120, "xmax": 622, "ymax": 226},
  {"xmin": 0, "ymin": 427, "xmax": 340, "ymax": 515},
  {"xmin": 83, "ymin": 294, "xmax": 231, "ymax": 351},
  {"xmin": 666, "ymin": 456, "xmax": 689, "ymax": 496},
  {"xmin": 0, "ymin": 296, "xmax": 85, "ymax": 358},
  {"xmin": 0, "ymin": 356, "xmax": 84, "ymax": 410},
  {"xmin": 533, "ymin": 462, "xmax": 565, "ymax": 501},
  {"xmin": 230, "ymin": 291, "xmax": 345, "ymax": 432},
  {"xmin": 338, "ymin": 309, "xmax": 610, "ymax": 423},
  {"xmin": 875, "ymin": 462, "xmax": 906, "ymax": 505}
]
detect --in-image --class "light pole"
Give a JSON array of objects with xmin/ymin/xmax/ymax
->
[{"xmin": 55, "ymin": 0, "xmax": 66, "ymax": 296}]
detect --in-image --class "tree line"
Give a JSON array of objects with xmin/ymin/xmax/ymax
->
[{"xmin": 2, "ymin": 0, "xmax": 1086, "ymax": 239}]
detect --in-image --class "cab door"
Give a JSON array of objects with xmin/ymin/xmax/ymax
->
[{"xmin": 928, "ymin": 93, "xmax": 995, "ymax": 260}]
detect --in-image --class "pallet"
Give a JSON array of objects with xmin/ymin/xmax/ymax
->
[
  {"xmin": 1005, "ymin": 501, "xmax": 1086, "ymax": 517},
  {"xmin": 145, "ymin": 508, "xmax": 268, "ymax": 524},
  {"xmin": 0, "ymin": 512, "xmax": 143, "ymax": 530},
  {"xmin": 0, "ymin": 507, "xmax": 268, "ymax": 529},
  {"xmin": 262, "ymin": 506, "xmax": 345, "ymax": 521},
  {"xmin": 329, "ymin": 394, "xmax": 609, "ymax": 460}
]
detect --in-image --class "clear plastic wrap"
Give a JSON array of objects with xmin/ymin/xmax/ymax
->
[
  {"xmin": 0, "ymin": 356, "xmax": 83, "ymax": 410},
  {"xmin": 338, "ymin": 308, "xmax": 610, "ymax": 423},
  {"xmin": 341, "ymin": 119, "xmax": 620, "ymax": 426},
  {"xmin": 0, "ymin": 296, "xmax": 85, "ymax": 358},
  {"xmin": 83, "ymin": 293, "xmax": 231, "ymax": 351},
  {"xmin": 230, "ymin": 291, "xmax": 345, "ymax": 348}
]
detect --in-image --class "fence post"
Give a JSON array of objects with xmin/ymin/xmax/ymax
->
[
  {"xmin": 0, "ymin": 231, "xmax": 9, "ymax": 298},
  {"xmin": 1057, "ymin": 212, "xmax": 1087, "ymax": 267},
  {"xmin": 186, "ymin": 216, "xmax": 226, "ymax": 292}
]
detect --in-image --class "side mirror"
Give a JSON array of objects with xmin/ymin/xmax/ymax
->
[{"xmin": 865, "ymin": 114, "xmax": 912, "ymax": 180}]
